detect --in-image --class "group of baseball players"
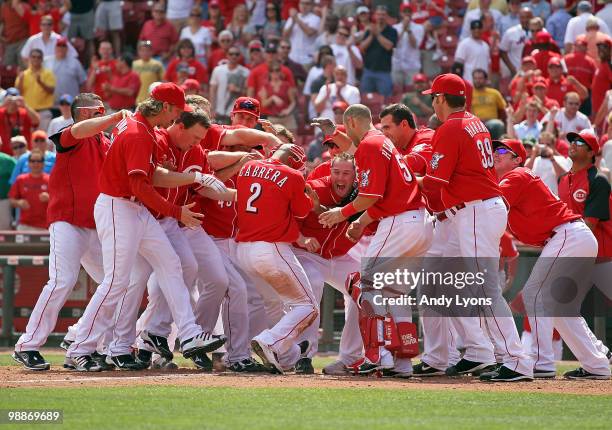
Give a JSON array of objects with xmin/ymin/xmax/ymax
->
[{"xmin": 11, "ymin": 74, "xmax": 611, "ymax": 381}]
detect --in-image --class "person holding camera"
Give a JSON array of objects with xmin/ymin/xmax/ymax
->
[
  {"xmin": 0, "ymin": 87, "xmax": 40, "ymax": 155},
  {"xmin": 525, "ymin": 130, "xmax": 572, "ymax": 195}
]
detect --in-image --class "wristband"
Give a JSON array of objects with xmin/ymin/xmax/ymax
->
[{"xmin": 340, "ymin": 202, "xmax": 358, "ymax": 218}]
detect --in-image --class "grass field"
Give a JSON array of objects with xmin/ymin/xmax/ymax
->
[{"xmin": 2, "ymin": 352, "xmax": 611, "ymax": 430}]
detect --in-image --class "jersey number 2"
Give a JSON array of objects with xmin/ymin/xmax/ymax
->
[
  {"xmin": 246, "ymin": 182, "xmax": 262, "ymax": 213},
  {"xmin": 477, "ymin": 138, "xmax": 494, "ymax": 169}
]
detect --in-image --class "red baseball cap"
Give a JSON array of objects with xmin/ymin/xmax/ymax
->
[
  {"xmin": 332, "ymin": 101, "xmax": 348, "ymax": 112},
  {"xmin": 322, "ymin": 125, "xmax": 346, "ymax": 146},
  {"xmin": 422, "ymin": 73, "xmax": 466, "ymax": 97},
  {"xmin": 492, "ymin": 139, "xmax": 527, "ymax": 162},
  {"xmin": 567, "ymin": 130, "xmax": 600, "ymax": 154},
  {"xmin": 533, "ymin": 78, "xmax": 548, "ymax": 89},
  {"xmin": 547, "ymin": 57, "xmax": 562, "ymax": 67},
  {"xmin": 231, "ymin": 96, "xmax": 260, "ymax": 118},
  {"xmin": 32, "ymin": 130, "xmax": 48, "ymax": 141},
  {"xmin": 399, "ymin": 3, "xmax": 412, "ymax": 13},
  {"xmin": 151, "ymin": 82, "xmax": 192, "ymax": 111},
  {"xmin": 521, "ymin": 55, "xmax": 536, "ymax": 65},
  {"xmin": 56, "ymin": 36, "xmax": 68, "ymax": 47},
  {"xmin": 413, "ymin": 73, "xmax": 429, "ymax": 83},
  {"xmin": 181, "ymin": 78, "xmax": 200, "ymax": 91},
  {"xmin": 535, "ymin": 31, "xmax": 553, "ymax": 44}
]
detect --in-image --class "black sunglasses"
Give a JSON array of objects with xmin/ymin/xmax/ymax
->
[
  {"xmin": 33, "ymin": 138, "xmax": 47, "ymax": 142},
  {"xmin": 29, "ymin": 159, "xmax": 44, "ymax": 163},
  {"xmin": 12, "ymin": 144, "xmax": 26, "ymax": 150}
]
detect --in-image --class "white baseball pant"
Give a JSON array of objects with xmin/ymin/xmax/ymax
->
[
  {"xmin": 67, "ymin": 194, "xmax": 203, "ymax": 357},
  {"xmin": 15, "ymin": 222, "xmax": 105, "ymax": 352},
  {"xmin": 522, "ymin": 221, "xmax": 611, "ymax": 376}
]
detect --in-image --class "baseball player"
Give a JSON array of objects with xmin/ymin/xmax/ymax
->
[
  {"xmin": 13, "ymin": 93, "xmax": 122, "ymax": 371},
  {"xmin": 66, "ymin": 83, "xmax": 226, "ymax": 371},
  {"xmin": 235, "ymin": 144, "xmax": 319, "ymax": 374},
  {"xmin": 313, "ymin": 104, "xmax": 433, "ymax": 377},
  {"xmin": 491, "ymin": 138, "xmax": 610, "ymax": 380},
  {"xmin": 416, "ymin": 74, "xmax": 532, "ymax": 382}
]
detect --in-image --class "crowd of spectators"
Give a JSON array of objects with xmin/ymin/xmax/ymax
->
[{"xmin": 1, "ymin": 0, "xmax": 612, "ymax": 231}]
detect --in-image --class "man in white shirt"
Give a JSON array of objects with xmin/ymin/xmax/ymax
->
[
  {"xmin": 314, "ymin": 66, "xmax": 360, "ymax": 120},
  {"xmin": 166, "ymin": 0, "xmax": 194, "ymax": 31},
  {"xmin": 530, "ymin": 147, "xmax": 572, "ymax": 195},
  {"xmin": 283, "ymin": 0, "xmax": 321, "ymax": 66},
  {"xmin": 391, "ymin": 5, "xmax": 424, "ymax": 87},
  {"xmin": 541, "ymin": 93, "xmax": 594, "ymax": 138},
  {"xmin": 564, "ymin": 0, "xmax": 611, "ymax": 52},
  {"xmin": 455, "ymin": 20, "xmax": 490, "ymax": 83},
  {"xmin": 20, "ymin": 15, "xmax": 78, "ymax": 63},
  {"xmin": 597, "ymin": 0, "xmax": 612, "ymax": 32},
  {"xmin": 331, "ymin": 27, "xmax": 362, "ymax": 86},
  {"xmin": 47, "ymin": 94, "xmax": 74, "ymax": 138},
  {"xmin": 461, "ymin": 0, "xmax": 503, "ymax": 39},
  {"xmin": 209, "ymin": 46, "xmax": 250, "ymax": 122},
  {"xmin": 500, "ymin": 7, "xmax": 533, "ymax": 77}
]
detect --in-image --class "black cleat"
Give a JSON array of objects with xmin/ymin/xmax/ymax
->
[
  {"xmin": 227, "ymin": 357, "xmax": 267, "ymax": 373},
  {"xmin": 533, "ymin": 368, "xmax": 556, "ymax": 379},
  {"xmin": 412, "ymin": 361, "xmax": 445, "ymax": 376},
  {"xmin": 135, "ymin": 349, "xmax": 153, "ymax": 369},
  {"xmin": 563, "ymin": 367, "xmax": 610, "ymax": 380},
  {"xmin": 92, "ymin": 351, "xmax": 116, "ymax": 371},
  {"xmin": 295, "ymin": 357, "xmax": 315, "ymax": 375},
  {"xmin": 140, "ymin": 331, "xmax": 174, "ymax": 361},
  {"xmin": 191, "ymin": 351, "xmax": 213, "ymax": 371},
  {"xmin": 12, "ymin": 351, "xmax": 50, "ymax": 371},
  {"xmin": 381, "ymin": 368, "xmax": 412, "ymax": 379},
  {"xmin": 479, "ymin": 365, "xmax": 533, "ymax": 382},
  {"xmin": 107, "ymin": 354, "xmax": 147, "ymax": 371},
  {"xmin": 181, "ymin": 332, "xmax": 227, "ymax": 358},
  {"xmin": 59, "ymin": 338, "xmax": 73, "ymax": 351},
  {"xmin": 446, "ymin": 358, "xmax": 495, "ymax": 376}
]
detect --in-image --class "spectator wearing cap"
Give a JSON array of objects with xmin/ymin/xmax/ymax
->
[
  {"xmin": 180, "ymin": 6, "xmax": 213, "ymax": 65},
  {"xmin": 0, "ymin": 88, "xmax": 39, "ymax": 155},
  {"xmin": 330, "ymin": 26, "xmax": 362, "ymax": 87},
  {"xmin": 10, "ymin": 130, "xmax": 55, "ymax": 185},
  {"xmin": 545, "ymin": 57, "xmax": 588, "ymax": 106},
  {"xmin": 521, "ymin": 0, "xmax": 551, "ymax": 21},
  {"xmin": 508, "ymin": 56, "xmax": 538, "ymax": 105},
  {"xmin": 9, "ymin": 148, "xmax": 50, "ymax": 231},
  {"xmin": 546, "ymin": 0, "xmax": 572, "ymax": 49},
  {"xmin": 471, "ymin": 69, "xmax": 506, "ymax": 124},
  {"xmin": 314, "ymin": 65, "xmax": 360, "ymax": 120},
  {"xmin": 247, "ymin": 41, "xmax": 296, "ymax": 98},
  {"xmin": 565, "ymin": 35, "xmax": 597, "ymax": 89},
  {"xmin": 401, "ymin": 74, "xmax": 434, "ymax": 123},
  {"xmin": 454, "ymin": 20, "xmax": 490, "ymax": 84},
  {"xmin": 542, "ymin": 93, "xmax": 594, "ymax": 139},
  {"xmin": 585, "ymin": 17, "xmax": 611, "ymax": 63},
  {"xmin": 391, "ymin": 5, "xmax": 424, "ymax": 88},
  {"xmin": 47, "ymin": 94, "xmax": 73, "ymax": 137},
  {"xmin": 506, "ymin": 100, "xmax": 543, "ymax": 142},
  {"xmin": 9, "ymin": 136, "xmax": 28, "ymax": 159},
  {"xmin": 591, "ymin": 38, "xmax": 612, "ymax": 117},
  {"xmin": 0, "ymin": 148, "xmax": 16, "ymax": 229},
  {"xmin": 86, "ymin": 41, "xmax": 116, "ymax": 100},
  {"xmin": 44, "ymin": 36, "xmax": 86, "ymax": 106},
  {"xmin": 352, "ymin": 5, "xmax": 372, "ymax": 43},
  {"xmin": 278, "ymin": 40, "xmax": 308, "ymax": 86},
  {"xmin": 103, "ymin": 53, "xmax": 141, "ymax": 112},
  {"xmin": 524, "ymin": 129, "xmax": 572, "ymax": 195},
  {"xmin": 0, "ymin": 0, "xmax": 31, "ymax": 66},
  {"xmin": 258, "ymin": 60, "xmax": 297, "ymax": 133},
  {"xmin": 332, "ymin": 101, "xmax": 348, "ymax": 125},
  {"xmin": 16, "ymin": 48, "xmax": 55, "ymax": 131},
  {"xmin": 247, "ymin": 40, "xmax": 265, "ymax": 68},
  {"xmin": 283, "ymin": 0, "xmax": 321, "ymax": 66},
  {"xmin": 210, "ymin": 45, "xmax": 250, "ymax": 123},
  {"xmin": 461, "ymin": 0, "xmax": 503, "ymax": 40},
  {"xmin": 520, "ymin": 77, "xmax": 560, "ymax": 120},
  {"xmin": 133, "ymin": 40, "xmax": 165, "ymax": 105},
  {"xmin": 20, "ymin": 14, "xmax": 78, "ymax": 63},
  {"xmin": 532, "ymin": 32, "xmax": 562, "ymax": 79},
  {"xmin": 500, "ymin": 7, "xmax": 533, "ymax": 77},
  {"xmin": 181, "ymin": 79, "xmax": 201, "ymax": 96},
  {"xmin": 359, "ymin": 5, "xmax": 398, "ymax": 97},
  {"xmin": 139, "ymin": 2, "xmax": 179, "ymax": 64},
  {"xmin": 208, "ymin": 30, "xmax": 241, "ymax": 71},
  {"xmin": 165, "ymin": 39, "xmax": 208, "ymax": 92},
  {"xmin": 565, "ymin": 0, "xmax": 611, "ymax": 54},
  {"xmin": 94, "ymin": 0, "xmax": 123, "ymax": 56},
  {"xmin": 499, "ymin": 0, "xmax": 521, "ymax": 35}
]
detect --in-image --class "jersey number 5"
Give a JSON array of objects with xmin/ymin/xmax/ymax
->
[
  {"xmin": 477, "ymin": 138, "xmax": 494, "ymax": 169},
  {"xmin": 246, "ymin": 182, "xmax": 262, "ymax": 213},
  {"xmin": 394, "ymin": 153, "xmax": 413, "ymax": 182}
]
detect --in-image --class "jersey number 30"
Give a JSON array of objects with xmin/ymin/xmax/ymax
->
[
  {"xmin": 477, "ymin": 138, "xmax": 494, "ymax": 169},
  {"xmin": 246, "ymin": 182, "xmax": 262, "ymax": 213}
]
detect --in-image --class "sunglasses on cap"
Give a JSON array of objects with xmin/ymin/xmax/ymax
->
[{"xmin": 494, "ymin": 147, "xmax": 516, "ymax": 156}]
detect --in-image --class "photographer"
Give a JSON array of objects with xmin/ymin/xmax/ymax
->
[{"xmin": 0, "ymin": 88, "xmax": 40, "ymax": 155}]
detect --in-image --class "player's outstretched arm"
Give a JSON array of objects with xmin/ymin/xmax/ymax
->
[
  {"xmin": 311, "ymin": 118, "xmax": 354, "ymax": 153},
  {"xmin": 319, "ymin": 194, "xmax": 378, "ymax": 228},
  {"xmin": 70, "ymin": 110, "xmax": 130, "ymax": 139},
  {"xmin": 153, "ymin": 167, "xmax": 227, "ymax": 193},
  {"xmin": 222, "ymin": 128, "xmax": 283, "ymax": 148},
  {"xmin": 213, "ymin": 152, "xmax": 263, "ymax": 182},
  {"xmin": 197, "ymin": 186, "xmax": 237, "ymax": 202}
]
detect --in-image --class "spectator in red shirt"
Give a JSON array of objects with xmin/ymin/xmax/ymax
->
[
  {"xmin": 201, "ymin": 0, "xmax": 225, "ymax": 36},
  {"xmin": 546, "ymin": 57, "xmax": 588, "ymax": 105},
  {"xmin": 9, "ymin": 148, "xmax": 49, "ymax": 231},
  {"xmin": 565, "ymin": 35, "xmax": 597, "ymax": 88},
  {"xmin": 86, "ymin": 41, "xmax": 116, "ymax": 98},
  {"xmin": 514, "ymin": 78, "xmax": 559, "ymax": 121},
  {"xmin": 247, "ymin": 41, "xmax": 296, "ymax": 98},
  {"xmin": 258, "ymin": 60, "xmax": 297, "ymax": 133},
  {"xmin": 103, "ymin": 53, "xmax": 141, "ymax": 111},
  {"xmin": 0, "ymin": 0, "xmax": 32, "ymax": 66},
  {"xmin": 23, "ymin": 0, "xmax": 66, "ymax": 36},
  {"xmin": 0, "ymin": 88, "xmax": 39, "ymax": 155},
  {"xmin": 247, "ymin": 39, "xmax": 265, "ymax": 69},
  {"xmin": 165, "ymin": 39, "xmax": 208, "ymax": 92},
  {"xmin": 532, "ymin": 31, "xmax": 562, "ymax": 78},
  {"xmin": 592, "ymin": 38, "xmax": 612, "ymax": 118},
  {"xmin": 139, "ymin": 2, "xmax": 179, "ymax": 63}
]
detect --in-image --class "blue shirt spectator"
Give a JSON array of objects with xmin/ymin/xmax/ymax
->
[{"xmin": 546, "ymin": 0, "xmax": 572, "ymax": 48}]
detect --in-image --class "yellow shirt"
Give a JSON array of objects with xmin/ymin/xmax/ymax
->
[
  {"xmin": 467, "ymin": 0, "xmax": 507, "ymax": 13},
  {"xmin": 133, "ymin": 58, "xmax": 165, "ymax": 104},
  {"xmin": 472, "ymin": 87, "xmax": 507, "ymax": 122},
  {"xmin": 18, "ymin": 68, "xmax": 56, "ymax": 111}
]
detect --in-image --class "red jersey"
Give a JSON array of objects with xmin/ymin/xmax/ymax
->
[
  {"xmin": 236, "ymin": 158, "xmax": 312, "ymax": 243},
  {"xmin": 564, "ymin": 52, "xmax": 597, "ymax": 88},
  {"xmin": 165, "ymin": 58, "xmax": 208, "ymax": 84},
  {"xmin": 546, "ymin": 76, "xmax": 580, "ymax": 106},
  {"xmin": 99, "ymin": 112, "xmax": 157, "ymax": 197},
  {"xmin": 9, "ymin": 173, "xmax": 49, "ymax": 228},
  {"xmin": 201, "ymin": 124, "xmax": 247, "ymax": 151},
  {"xmin": 423, "ymin": 111, "xmax": 501, "ymax": 209},
  {"xmin": 397, "ymin": 128, "xmax": 435, "ymax": 171},
  {"xmin": 0, "ymin": 107, "xmax": 33, "ymax": 154},
  {"xmin": 307, "ymin": 160, "xmax": 331, "ymax": 180},
  {"xmin": 88, "ymin": 59, "xmax": 116, "ymax": 97},
  {"xmin": 106, "ymin": 70, "xmax": 141, "ymax": 110},
  {"xmin": 354, "ymin": 130, "xmax": 422, "ymax": 220},
  {"xmin": 591, "ymin": 62, "xmax": 612, "ymax": 117},
  {"xmin": 201, "ymin": 176, "xmax": 238, "ymax": 238},
  {"xmin": 532, "ymin": 50, "xmax": 561, "ymax": 79},
  {"xmin": 558, "ymin": 165, "xmax": 612, "ymax": 257},
  {"xmin": 167, "ymin": 137, "xmax": 212, "ymax": 207},
  {"xmin": 247, "ymin": 63, "xmax": 296, "ymax": 95},
  {"xmin": 499, "ymin": 167, "xmax": 581, "ymax": 246},
  {"xmin": 47, "ymin": 126, "xmax": 110, "ymax": 229}
]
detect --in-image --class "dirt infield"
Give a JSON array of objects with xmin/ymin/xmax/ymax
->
[{"xmin": 2, "ymin": 365, "xmax": 610, "ymax": 395}]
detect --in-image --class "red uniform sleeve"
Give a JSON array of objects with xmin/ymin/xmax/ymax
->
[
  {"xmin": 125, "ymin": 137, "xmax": 154, "ymax": 176},
  {"xmin": 291, "ymin": 174, "xmax": 313, "ymax": 218},
  {"xmin": 498, "ymin": 170, "xmax": 526, "ymax": 207},
  {"xmin": 424, "ymin": 127, "xmax": 459, "ymax": 185},
  {"xmin": 356, "ymin": 145, "xmax": 387, "ymax": 198},
  {"xmin": 58, "ymin": 125, "xmax": 80, "ymax": 149},
  {"xmin": 129, "ymin": 175, "xmax": 181, "ymax": 220},
  {"xmin": 405, "ymin": 143, "xmax": 432, "ymax": 176}
]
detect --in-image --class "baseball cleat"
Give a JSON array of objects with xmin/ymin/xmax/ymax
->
[
  {"xmin": 151, "ymin": 356, "xmax": 178, "ymax": 370},
  {"xmin": 322, "ymin": 360, "xmax": 350, "ymax": 376},
  {"xmin": 295, "ymin": 357, "xmax": 315, "ymax": 375},
  {"xmin": 251, "ymin": 339, "xmax": 283, "ymax": 374},
  {"xmin": 446, "ymin": 358, "xmax": 496, "ymax": 376},
  {"xmin": 135, "ymin": 349, "xmax": 153, "ymax": 368},
  {"xmin": 298, "ymin": 340, "xmax": 310, "ymax": 356},
  {"xmin": 63, "ymin": 357, "xmax": 76, "ymax": 370},
  {"xmin": 92, "ymin": 351, "xmax": 115, "ymax": 371},
  {"xmin": 139, "ymin": 331, "xmax": 174, "ymax": 361},
  {"xmin": 479, "ymin": 366, "xmax": 533, "ymax": 382},
  {"xmin": 346, "ymin": 358, "xmax": 386, "ymax": 375},
  {"xmin": 181, "ymin": 332, "xmax": 227, "ymax": 358},
  {"xmin": 412, "ymin": 361, "xmax": 446, "ymax": 376},
  {"xmin": 59, "ymin": 338, "xmax": 73, "ymax": 351},
  {"xmin": 227, "ymin": 357, "xmax": 267, "ymax": 373},
  {"xmin": 381, "ymin": 368, "xmax": 412, "ymax": 379},
  {"xmin": 72, "ymin": 355, "xmax": 104, "ymax": 372},
  {"xmin": 533, "ymin": 368, "xmax": 557, "ymax": 379},
  {"xmin": 12, "ymin": 351, "xmax": 50, "ymax": 371},
  {"xmin": 191, "ymin": 351, "xmax": 213, "ymax": 371},
  {"xmin": 107, "ymin": 354, "xmax": 147, "ymax": 371},
  {"xmin": 563, "ymin": 368, "xmax": 610, "ymax": 380}
]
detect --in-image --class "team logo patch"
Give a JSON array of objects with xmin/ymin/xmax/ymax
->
[
  {"xmin": 573, "ymin": 189, "xmax": 587, "ymax": 203},
  {"xmin": 430, "ymin": 153, "xmax": 445, "ymax": 170},
  {"xmin": 360, "ymin": 169, "xmax": 371, "ymax": 188}
]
